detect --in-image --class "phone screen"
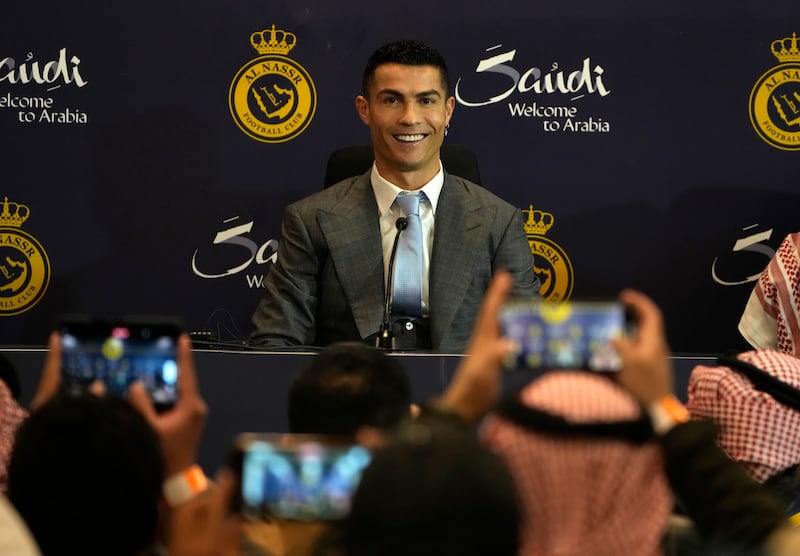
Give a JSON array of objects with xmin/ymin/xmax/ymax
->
[
  {"xmin": 59, "ymin": 317, "xmax": 181, "ymax": 409},
  {"xmin": 499, "ymin": 300, "xmax": 628, "ymax": 372},
  {"xmin": 239, "ymin": 434, "xmax": 371, "ymax": 521}
]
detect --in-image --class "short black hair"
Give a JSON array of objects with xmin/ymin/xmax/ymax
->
[
  {"xmin": 8, "ymin": 394, "xmax": 164, "ymax": 556},
  {"xmin": 288, "ymin": 342, "xmax": 412, "ymax": 435},
  {"xmin": 362, "ymin": 39, "xmax": 450, "ymax": 97},
  {"xmin": 340, "ymin": 420, "xmax": 521, "ymax": 556}
]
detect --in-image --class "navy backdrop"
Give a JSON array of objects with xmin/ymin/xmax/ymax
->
[{"xmin": 2, "ymin": 1, "xmax": 799, "ymax": 353}]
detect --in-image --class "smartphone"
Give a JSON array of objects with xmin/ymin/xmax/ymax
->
[
  {"xmin": 499, "ymin": 299, "xmax": 631, "ymax": 372},
  {"xmin": 234, "ymin": 433, "xmax": 372, "ymax": 522},
  {"xmin": 58, "ymin": 316, "xmax": 182, "ymax": 411}
]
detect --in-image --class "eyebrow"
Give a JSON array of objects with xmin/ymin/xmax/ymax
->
[{"xmin": 376, "ymin": 88, "xmax": 442, "ymax": 99}]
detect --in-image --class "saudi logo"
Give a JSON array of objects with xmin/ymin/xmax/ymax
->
[
  {"xmin": 0, "ymin": 196, "xmax": 51, "ymax": 316},
  {"xmin": 749, "ymin": 32, "xmax": 800, "ymax": 150},
  {"xmin": 523, "ymin": 204, "xmax": 574, "ymax": 302},
  {"xmin": 229, "ymin": 24, "xmax": 317, "ymax": 143}
]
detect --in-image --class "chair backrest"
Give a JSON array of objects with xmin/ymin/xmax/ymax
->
[{"xmin": 323, "ymin": 144, "xmax": 482, "ymax": 188}]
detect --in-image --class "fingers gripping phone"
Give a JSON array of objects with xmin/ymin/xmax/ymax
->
[
  {"xmin": 233, "ymin": 433, "xmax": 372, "ymax": 522},
  {"xmin": 58, "ymin": 316, "xmax": 182, "ymax": 411},
  {"xmin": 499, "ymin": 300, "xmax": 632, "ymax": 372}
]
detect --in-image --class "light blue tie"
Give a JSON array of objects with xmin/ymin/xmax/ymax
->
[{"xmin": 392, "ymin": 192, "xmax": 423, "ymax": 317}]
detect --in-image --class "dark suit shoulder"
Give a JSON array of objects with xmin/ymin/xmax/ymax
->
[
  {"xmin": 287, "ymin": 174, "xmax": 372, "ymax": 215},
  {"xmin": 443, "ymin": 174, "xmax": 519, "ymax": 212}
]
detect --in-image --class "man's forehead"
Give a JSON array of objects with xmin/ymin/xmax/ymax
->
[{"xmin": 370, "ymin": 64, "xmax": 446, "ymax": 94}]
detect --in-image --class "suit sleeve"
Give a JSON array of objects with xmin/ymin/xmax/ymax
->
[
  {"xmin": 249, "ymin": 203, "xmax": 320, "ymax": 347},
  {"xmin": 492, "ymin": 207, "xmax": 541, "ymax": 297}
]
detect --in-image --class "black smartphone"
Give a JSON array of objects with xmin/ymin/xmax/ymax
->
[
  {"xmin": 499, "ymin": 299, "xmax": 632, "ymax": 372},
  {"xmin": 58, "ymin": 315, "xmax": 183, "ymax": 411},
  {"xmin": 234, "ymin": 433, "xmax": 372, "ymax": 522}
]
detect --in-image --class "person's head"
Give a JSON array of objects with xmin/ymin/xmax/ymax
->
[
  {"xmin": 287, "ymin": 342, "xmax": 412, "ymax": 438},
  {"xmin": 7, "ymin": 393, "xmax": 164, "ymax": 556},
  {"xmin": 481, "ymin": 371, "xmax": 673, "ymax": 556},
  {"xmin": 0, "ymin": 377, "xmax": 27, "ymax": 492},
  {"xmin": 337, "ymin": 419, "xmax": 521, "ymax": 556},
  {"xmin": 355, "ymin": 40, "xmax": 455, "ymax": 190},
  {"xmin": 687, "ymin": 349, "xmax": 800, "ymax": 492}
]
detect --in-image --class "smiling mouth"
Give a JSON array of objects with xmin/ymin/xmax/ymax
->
[{"xmin": 393, "ymin": 134, "xmax": 426, "ymax": 142}]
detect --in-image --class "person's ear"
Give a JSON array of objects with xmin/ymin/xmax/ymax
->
[
  {"xmin": 355, "ymin": 96, "xmax": 370, "ymax": 125},
  {"xmin": 410, "ymin": 403, "xmax": 421, "ymax": 419}
]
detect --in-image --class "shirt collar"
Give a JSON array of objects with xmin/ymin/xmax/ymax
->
[{"xmin": 371, "ymin": 162, "xmax": 444, "ymax": 216}]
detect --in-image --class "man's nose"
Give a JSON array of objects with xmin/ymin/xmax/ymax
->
[{"xmin": 398, "ymin": 102, "xmax": 420, "ymax": 124}]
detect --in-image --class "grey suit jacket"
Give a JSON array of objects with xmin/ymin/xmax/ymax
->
[{"xmin": 250, "ymin": 171, "xmax": 539, "ymax": 352}]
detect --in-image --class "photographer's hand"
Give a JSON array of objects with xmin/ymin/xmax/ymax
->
[
  {"xmin": 165, "ymin": 467, "xmax": 243, "ymax": 556},
  {"xmin": 612, "ymin": 289, "xmax": 674, "ymax": 406},
  {"xmin": 128, "ymin": 334, "xmax": 208, "ymax": 477},
  {"xmin": 439, "ymin": 270, "xmax": 516, "ymax": 424},
  {"xmin": 31, "ymin": 332, "xmax": 62, "ymax": 410}
]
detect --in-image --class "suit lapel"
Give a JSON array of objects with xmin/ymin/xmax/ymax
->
[
  {"xmin": 316, "ymin": 175, "xmax": 385, "ymax": 339},
  {"xmin": 429, "ymin": 175, "xmax": 491, "ymax": 346}
]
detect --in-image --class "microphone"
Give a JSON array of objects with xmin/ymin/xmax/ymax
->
[{"xmin": 372, "ymin": 217, "xmax": 407, "ymax": 349}]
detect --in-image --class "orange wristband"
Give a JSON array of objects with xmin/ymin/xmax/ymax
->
[
  {"xmin": 162, "ymin": 465, "xmax": 209, "ymax": 507},
  {"xmin": 648, "ymin": 395, "xmax": 689, "ymax": 435}
]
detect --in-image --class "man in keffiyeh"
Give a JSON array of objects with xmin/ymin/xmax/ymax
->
[
  {"xmin": 0, "ymin": 356, "xmax": 27, "ymax": 492},
  {"xmin": 480, "ymin": 371, "xmax": 673, "ymax": 556},
  {"xmin": 739, "ymin": 232, "xmax": 800, "ymax": 355},
  {"xmin": 687, "ymin": 349, "xmax": 800, "ymax": 522}
]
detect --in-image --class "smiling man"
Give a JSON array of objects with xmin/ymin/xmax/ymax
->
[{"xmin": 250, "ymin": 40, "xmax": 539, "ymax": 352}]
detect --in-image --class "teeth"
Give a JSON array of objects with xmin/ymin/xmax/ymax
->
[{"xmin": 395, "ymin": 134, "xmax": 425, "ymax": 142}]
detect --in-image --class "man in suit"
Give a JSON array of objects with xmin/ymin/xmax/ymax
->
[{"xmin": 250, "ymin": 39, "xmax": 539, "ymax": 352}]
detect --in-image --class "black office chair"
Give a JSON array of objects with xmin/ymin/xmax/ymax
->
[{"xmin": 323, "ymin": 144, "xmax": 482, "ymax": 188}]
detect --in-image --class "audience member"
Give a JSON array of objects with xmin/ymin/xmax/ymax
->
[
  {"xmin": 287, "ymin": 341, "xmax": 413, "ymax": 440},
  {"xmin": 481, "ymin": 371, "xmax": 673, "ymax": 556},
  {"xmin": 613, "ymin": 290, "xmax": 800, "ymax": 555},
  {"xmin": 250, "ymin": 39, "xmax": 538, "ymax": 351},
  {"xmin": 0, "ymin": 493, "xmax": 40, "ymax": 556},
  {"xmin": 687, "ymin": 349, "xmax": 800, "ymax": 520},
  {"xmin": 436, "ymin": 272, "xmax": 800, "ymax": 555},
  {"xmin": 8, "ymin": 393, "xmax": 164, "ymax": 556},
  {"xmin": 13, "ymin": 271, "xmax": 800, "ymax": 556},
  {"xmin": 0, "ymin": 353, "xmax": 25, "ymax": 494},
  {"xmin": 6, "ymin": 331, "xmax": 238, "ymax": 556},
  {"xmin": 237, "ymin": 342, "xmax": 415, "ymax": 556},
  {"xmin": 319, "ymin": 418, "xmax": 521, "ymax": 556},
  {"xmin": 738, "ymin": 232, "xmax": 800, "ymax": 355}
]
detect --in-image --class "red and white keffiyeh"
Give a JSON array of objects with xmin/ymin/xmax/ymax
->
[
  {"xmin": 739, "ymin": 232, "xmax": 800, "ymax": 355},
  {"xmin": 0, "ymin": 380, "xmax": 26, "ymax": 491},
  {"xmin": 687, "ymin": 349, "xmax": 800, "ymax": 483},
  {"xmin": 480, "ymin": 372, "xmax": 672, "ymax": 556}
]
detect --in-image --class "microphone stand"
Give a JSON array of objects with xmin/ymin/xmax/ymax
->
[{"xmin": 373, "ymin": 217, "xmax": 407, "ymax": 349}]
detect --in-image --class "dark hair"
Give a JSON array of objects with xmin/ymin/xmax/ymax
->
[
  {"xmin": 338, "ymin": 420, "xmax": 521, "ymax": 556},
  {"xmin": 7, "ymin": 394, "xmax": 164, "ymax": 556},
  {"xmin": 288, "ymin": 342, "xmax": 412, "ymax": 435},
  {"xmin": 362, "ymin": 40, "xmax": 450, "ymax": 97},
  {"xmin": 764, "ymin": 463, "xmax": 800, "ymax": 511}
]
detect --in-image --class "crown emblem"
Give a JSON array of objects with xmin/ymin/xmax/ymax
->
[
  {"xmin": 771, "ymin": 32, "xmax": 800, "ymax": 63},
  {"xmin": 523, "ymin": 204, "xmax": 554, "ymax": 236},
  {"xmin": 0, "ymin": 197, "xmax": 30, "ymax": 228},
  {"xmin": 251, "ymin": 25, "xmax": 297, "ymax": 55}
]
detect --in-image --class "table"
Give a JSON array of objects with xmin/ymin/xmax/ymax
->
[{"xmin": 0, "ymin": 347, "xmax": 716, "ymax": 473}]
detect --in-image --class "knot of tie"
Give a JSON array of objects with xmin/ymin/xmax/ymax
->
[{"xmin": 395, "ymin": 191, "xmax": 422, "ymax": 217}]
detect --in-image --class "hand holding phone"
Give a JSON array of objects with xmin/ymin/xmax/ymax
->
[
  {"xmin": 499, "ymin": 299, "xmax": 632, "ymax": 372},
  {"xmin": 58, "ymin": 316, "xmax": 183, "ymax": 411},
  {"xmin": 234, "ymin": 433, "xmax": 372, "ymax": 522}
]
